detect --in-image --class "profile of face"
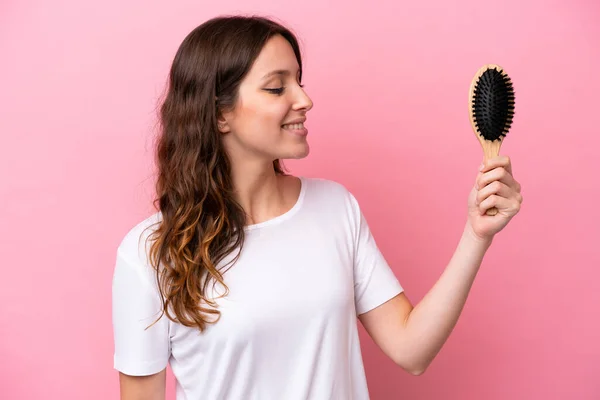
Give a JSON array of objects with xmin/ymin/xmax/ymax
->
[{"xmin": 218, "ymin": 34, "xmax": 314, "ymax": 164}]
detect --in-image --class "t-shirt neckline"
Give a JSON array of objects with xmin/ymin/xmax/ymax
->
[{"xmin": 243, "ymin": 176, "xmax": 306, "ymax": 232}]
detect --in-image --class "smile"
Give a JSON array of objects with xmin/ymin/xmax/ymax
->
[{"xmin": 282, "ymin": 122, "xmax": 305, "ymax": 130}]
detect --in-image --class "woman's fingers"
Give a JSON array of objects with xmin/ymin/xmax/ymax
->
[
  {"xmin": 476, "ymin": 180, "xmax": 512, "ymax": 205},
  {"xmin": 477, "ymin": 166, "xmax": 520, "ymax": 193},
  {"xmin": 477, "ymin": 181, "xmax": 522, "ymax": 215}
]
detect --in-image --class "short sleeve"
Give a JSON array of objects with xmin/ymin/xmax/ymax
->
[
  {"xmin": 350, "ymin": 195, "xmax": 404, "ymax": 315},
  {"xmin": 112, "ymin": 249, "xmax": 171, "ymax": 376}
]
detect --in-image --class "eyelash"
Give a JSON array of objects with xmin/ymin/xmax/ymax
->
[{"xmin": 264, "ymin": 84, "xmax": 305, "ymax": 95}]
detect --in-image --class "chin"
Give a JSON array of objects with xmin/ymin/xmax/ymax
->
[{"xmin": 282, "ymin": 143, "xmax": 310, "ymax": 160}]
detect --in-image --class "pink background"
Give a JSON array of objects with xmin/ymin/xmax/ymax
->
[{"xmin": 1, "ymin": 0, "xmax": 598, "ymax": 399}]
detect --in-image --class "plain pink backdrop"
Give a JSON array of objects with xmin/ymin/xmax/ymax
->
[{"xmin": 1, "ymin": 0, "xmax": 599, "ymax": 399}]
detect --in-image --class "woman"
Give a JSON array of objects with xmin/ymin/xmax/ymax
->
[{"xmin": 112, "ymin": 15, "xmax": 523, "ymax": 400}]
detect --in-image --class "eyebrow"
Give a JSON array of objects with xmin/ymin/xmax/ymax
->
[{"xmin": 261, "ymin": 69, "xmax": 299, "ymax": 80}]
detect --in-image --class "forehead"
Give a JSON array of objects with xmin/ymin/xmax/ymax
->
[{"xmin": 246, "ymin": 35, "xmax": 300, "ymax": 80}]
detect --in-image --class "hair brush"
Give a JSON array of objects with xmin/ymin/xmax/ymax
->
[{"xmin": 468, "ymin": 64, "xmax": 515, "ymax": 216}]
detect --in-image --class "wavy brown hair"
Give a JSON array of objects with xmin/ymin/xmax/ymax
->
[{"xmin": 142, "ymin": 15, "xmax": 303, "ymax": 331}]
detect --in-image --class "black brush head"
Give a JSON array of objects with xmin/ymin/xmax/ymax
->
[{"xmin": 471, "ymin": 67, "xmax": 515, "ymax": 141}]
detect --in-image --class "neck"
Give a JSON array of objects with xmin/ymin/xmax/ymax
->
[{"xmin": 229, "ymin": 159, "xmax": 285, "ymax": 226}]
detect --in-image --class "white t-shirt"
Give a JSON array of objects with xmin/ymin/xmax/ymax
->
[{"xmin": 112, "ymin": 177, "xmax": 403, "ymax": 400}]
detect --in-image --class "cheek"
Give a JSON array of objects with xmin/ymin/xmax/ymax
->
[
  {"xmin": 258, "ymin": 104, "xmax": 288, "ymax": 127},
  {"xmin": 241, "ymin": 102, "xmax": 288, "ymax": 133}
]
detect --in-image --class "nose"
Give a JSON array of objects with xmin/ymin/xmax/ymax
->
[{"xmin": 292, "ymin": 85, "xmax": 313, "ymax": 112}]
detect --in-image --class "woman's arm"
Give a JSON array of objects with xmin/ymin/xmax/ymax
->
[
  {"xmin": 359, "ymin": 222, "xmax": 491, "ymax": 375},
  {"xmin": 119, "ymin": 368, "xmax": 166, "ymax": 400},
  {"xmin": 359, "ymin": 156, "xmax": 522, "ymax": 375}
]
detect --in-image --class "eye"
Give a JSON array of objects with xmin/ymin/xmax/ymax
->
[{"xmin": 264, "ymin": 87, "xmax": 285, "ymax": 95}]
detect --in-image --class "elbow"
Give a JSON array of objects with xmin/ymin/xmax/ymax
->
[
  {"xmin": 395, "ymin": 358, "xmax": 429, "ymax": 376},
  {"xmin": 408, "ymin": 367, "xmax": 426, "ymax": 376},
  {"xmin": 390, "ymin": 341, "xmax": 432, "ymax": 376}
]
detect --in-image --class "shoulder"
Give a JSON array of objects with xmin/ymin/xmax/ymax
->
[
  {"xmin": 116, "ymin": 212, "xmax": 163, "ymax": 268},
  {"xmin": 300, "ymin": 176, "xmax": 362, "ymax": 222},
  {"xmin": 112, "ymin": 212, "xmax": 164, "ymax": 304},
  {"xmin": 301, "ymin": 177, "xmax": 356, "ymax": 201}
]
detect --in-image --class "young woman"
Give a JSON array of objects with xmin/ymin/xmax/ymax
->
[{"xmin": 112, "ymin": 15, "xmax": 523, "ymax": 400}]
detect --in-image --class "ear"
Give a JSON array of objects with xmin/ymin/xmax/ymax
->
[
  {"xmin": 217, "ymin": 117, "xmax": 231, "ymax": 134},
  {"xmin": 216, "ymin": 108, "xmax": 232, "ymax": 134}
]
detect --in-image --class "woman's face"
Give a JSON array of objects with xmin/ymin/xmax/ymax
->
[{"xmin": 219, "ymin": 34, "xmax": 314, "ymax": 164}]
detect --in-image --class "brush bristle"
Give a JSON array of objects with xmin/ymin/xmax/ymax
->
[{"xmin": 471, "ymin": 67, "xmax": 515, "ymax": 141}]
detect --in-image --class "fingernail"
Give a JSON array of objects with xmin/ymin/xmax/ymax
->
[{"xmin": 479, "ymin": 163, "xmax": 484, "ymax": 171}]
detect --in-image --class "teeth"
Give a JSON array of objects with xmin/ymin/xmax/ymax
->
[{"xmin": 282, "ymin": 123, "xmax": 304, "ymax": 130}]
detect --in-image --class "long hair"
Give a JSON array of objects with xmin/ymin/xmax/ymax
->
[{"xmin": 143, "ymin": 15, "xmax": 303, "ymax": 331}]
